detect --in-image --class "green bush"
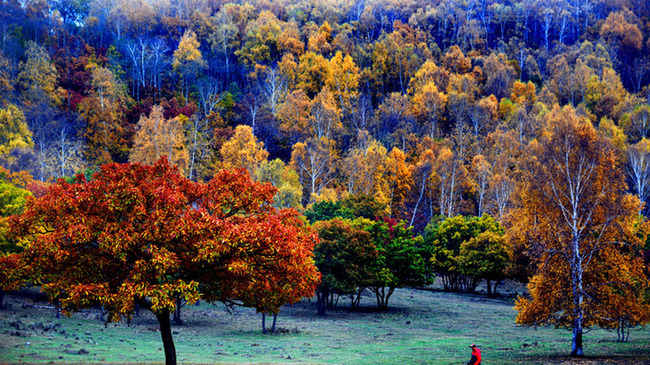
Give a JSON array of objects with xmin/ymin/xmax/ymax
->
[
  {"xmin": 364, "ymin": 218, "xmax": 430, "ymax": 309},
  {"xmin": 424, "ymin": 215, "xmax": 504, "ymax": 292},
  {"xmin": 313, "ymin": 218, "xmax": 376, "ymax": 314}
]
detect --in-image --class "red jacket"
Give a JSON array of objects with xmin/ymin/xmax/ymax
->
[{"xmin": 468, "ymin": 347, "xmax": 481, "ymax": 365}]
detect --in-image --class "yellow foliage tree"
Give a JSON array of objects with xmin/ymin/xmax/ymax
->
[
  {"xmin": 326, "ymin": 51, "xmax": 360, "ymax": 121},
  {"xmin": 343, "ymin": 138, "xmax": 390, "ymax": 210},
  {"xmin": 510, "ymin": 80, "xmax": 536, "ymax": 107},
  {"xmin": 599, "ymin": 9, "xmax": 643, "ymax": 52},
  {"xmin": 277, "ymin": 89, "xmax": 311, "ymax": 140},
  {"xmin": 17, "ymin": 41, "xmax": 62, "ymax": 106},
  {"xmin": 442, "ymin": 45, "xmax": 472, "ymax": 74},
  {"xmin": 129, "ymin": 105, "xmax": 189, "ymax": 174},
  {"xmin": 410, "ymin": 81, "xmax": 447, "ymax": 138},
  {"xmin": 173, "ymin": 29, "xmax": 207, "ymax": 101},
  {"xmin": 307, "ymin": 21, "xmax": 333, "ymax": 55},
  {"xmin": 296, "ymin": 51, "xmax": 329, "ymax": 97},
  {"xmin": 0, "ymin": 104, "xmax": 33, "ymax": 162},
  {"xmin": 511, "ymin": 105, "xmax": 650, "ymax": 356},
  {"xmin": 385, "ymin": 147, "xmax": 413, "ymax": 217},
  {"xmin": 236, "ymin": 10, "xmax": 283, "ymax": 67},
  {"xmin": 408, "ymin": 59, "xmax": 450, "ymax": 94},
  {"xmin": 90, "ymin": 66, "xmax": 121, "ymax": 110},
  {"xmin": 585, "ymin": 67, "xmax": 627, "ymax": 120},
  {"xmin": 310, "ymin": 86, "xmax": 342, "ymax": 139},
  {"xmin": 219, "ymin": 125, "xmax": 268, "ymax": 174},
  {"xmin": 254, "ymin": 158, "xmax": 302, "ymax": 209}
]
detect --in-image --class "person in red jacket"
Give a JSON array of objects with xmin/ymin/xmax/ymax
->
[{"xmin": 467, "ymin": 344, "xmax": 481, "ymax": 365}]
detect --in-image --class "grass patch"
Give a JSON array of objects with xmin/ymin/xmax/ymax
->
[{"xmin": 0, "ymin": 284, "xmax": 648, "ymax": 364}]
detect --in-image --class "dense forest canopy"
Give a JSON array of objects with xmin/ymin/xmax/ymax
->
[{"xmin": 0, "ymin": 0, "xmax": 649, "ymax": 228}]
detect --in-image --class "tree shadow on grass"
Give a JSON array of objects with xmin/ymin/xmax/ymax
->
[
  {"xmin": 418, "ymin": 286, "xmax": 518, "ymax": 306},
  {"xmin": 279, "ymin": 300, "xmax": 417, "ymax": 319}
]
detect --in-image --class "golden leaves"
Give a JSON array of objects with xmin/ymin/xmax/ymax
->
[
  {"xmin": 510, "ymin": 104, "xmax": 649, "ymax": 330},
  {"xmin": 219, "ymin": 125, "xmax": 268, "ymax": 174},
  {"xmin": 129, "ymin": 105, "xmax": 189, "ymax": 174}
]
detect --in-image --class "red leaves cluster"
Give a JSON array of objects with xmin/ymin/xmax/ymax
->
[{"xmin": 8, "ymin": 158, "xmax": 320, "ymax": 319}]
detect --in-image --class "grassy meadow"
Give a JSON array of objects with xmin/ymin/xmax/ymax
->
[{"xmin": 0, "ymin": 284, "xmax": 649, "ymax": 364}]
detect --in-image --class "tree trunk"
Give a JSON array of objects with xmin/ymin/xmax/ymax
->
[
  {"xmin": 409, "ymin": 175, "xmax": 427, "ymax": 227},
  {"xmin": 570, "ymin": 234, "xmax": 584, "ymax": 357},
  {"xmin": 486, "ymin": 280, "xmax": 493, "ymax": 296},
  {"xmin": 375, "ymin": 287, "xmax": 383, "ymax": 308},
  {"xmin": 0, "ymin": 290, "xmax": 5, "ymax": 310},
  {"xmin": 571, "ymin": 322, "xmax": 583, "ymax": 357},
  {"xmin": 351, "ymin": 289, "xmax": 362, "ymax": 309},
  {"xmin": 316, "ymin": 289, "xmax": 328, "ymax": 316},
  {"xmin": 173, "ymin": 298, "xmax": 183, "ymax": 325},
  {"xmin": 374, "ymin": 287, "xmax": 393, "ymax": 309},
  {"xmin": 384, "ymin": 287, "xmax": 395, "ymax": 308},
  {"xmin": 441, "ymin": 275, "xmax": 449, "ymax": 290},
  {"xmin": 156, "ymin": 311, "xmax": 177, "ymax": 365},
  {"xmin": 262, "ymin": 313, "xmax": 266, "ymax": 333},
  {"xmin": 271, "ymin": 313, "xmax": 277, "ymax": 333}
]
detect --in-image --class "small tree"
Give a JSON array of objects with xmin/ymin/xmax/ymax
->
[
  {"xmin": 0, "ymin": 104, "xmax": 33, "ymax": 164},
  {"xmin": 340, "ymin": 194, "xmax": 387, "ymax": 220},
  {"xmin": 173, "ymin": 30, "xmax": 207, "ymax": 101},
  {"xmin": 305, "ymin": 195, "xmax": 386, "ymax": 223},
  {"xmin": 364, "ymin": 218, "xmax": 429, "ymax": 309},
  {"xmin": 459, "ymin": 231, "xmax": 510, "ymax": 296},
  {"xmin": 305, "ymin": 200, "xmax": 354, "ymax": 223},
  {"xmin": 313, "ymin": 218, "xmax": 376, "ymax": 314},
  {"xmin": 230, "ymin": 208, "xmax": 321, "ymax": 332},
  {"xmin": 254, "ymin": 159, "xmax": 303, "ymax": 209},
  {"xmin": 6, "ymin": 159, "xmax": 320, "ymax": 365},
  {"xmin": 424, "ymin": 215, "xmax": 502, "ymax": 292},
  {"xmin": 129, "ymin": 105, "xmax": 189, "ymax": 174}
]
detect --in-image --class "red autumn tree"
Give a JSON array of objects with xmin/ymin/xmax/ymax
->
[
  {"xmin": 220, "ymin": 207, "xmax": 321, "ymax": 333},
  {"xmin": 7, "ymin": 158, "xmax": 320, "ymax": 365}
]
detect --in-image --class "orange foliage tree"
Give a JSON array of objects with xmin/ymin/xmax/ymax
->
[
  {"xmin": 7, "ymin": 158, "xmax": 320, "ymax": 365},
  {"xmin": 510, "ymin": 106, "xmax": 650, "ymax": 356}
]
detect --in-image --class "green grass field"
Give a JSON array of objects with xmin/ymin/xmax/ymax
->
[{"xmin": 0, "ymin": 284, "xmax": 649, "ymax": 364}]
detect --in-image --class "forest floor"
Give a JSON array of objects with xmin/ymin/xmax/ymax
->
[{"xmin": 0, "ymin": 281, "xmax": 649, "ymax": 364}]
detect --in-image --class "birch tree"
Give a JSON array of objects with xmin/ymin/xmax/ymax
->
[
  {"xmin": 129, "ymin": 105, "xmax": 189, "ymax": 174},
  {"xmin": 471, "ymin": 154, "xmax": 491, "ymax": 217},
  {"xmin": 511, "ymin": 105, "xmax": 648, "ymax": 357},
  {"xmin": 290, "ymin": 137, "xmax": 336, "ymax": 204},
  {"xmin": 627, "ymin": 138, "xmax": 650, "ymax": 213}
]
